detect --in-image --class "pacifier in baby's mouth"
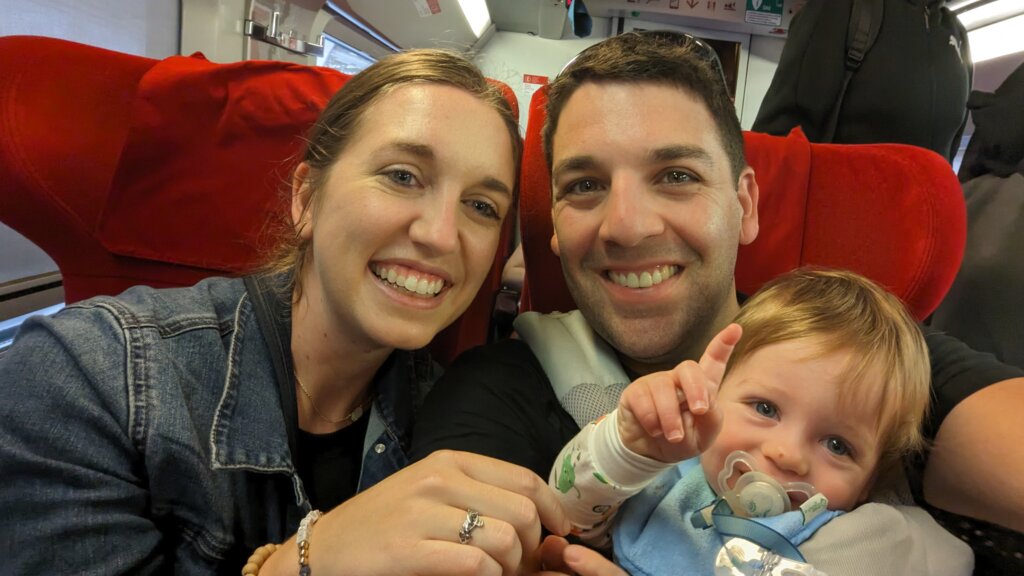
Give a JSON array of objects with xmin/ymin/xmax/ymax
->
[{"xmin": 715, "ymin": 451, "xmax": 821, "ymax": 518}]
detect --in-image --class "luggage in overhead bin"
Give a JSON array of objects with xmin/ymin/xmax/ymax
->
[{"xmin": 752, "ymin": 0, "xmax": 971, "ymax": 162}]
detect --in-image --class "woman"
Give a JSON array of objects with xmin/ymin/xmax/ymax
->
[{"xmin": 0, "ymin": 49, "xmax": 568, "ymax": 575}]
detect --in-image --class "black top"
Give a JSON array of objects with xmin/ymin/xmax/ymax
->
[
  {"xmin": 296, "ymin": 411, "xmax": 371, "ymax": 512},
  {"xmin": 410, "ymin": 331, "xmax": 1023, "ymax": 490}
]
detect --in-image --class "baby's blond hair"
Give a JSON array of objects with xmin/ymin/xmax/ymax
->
[{"xmin": 725, "ymin": 268, "xmax": 931, "ymax": 471}]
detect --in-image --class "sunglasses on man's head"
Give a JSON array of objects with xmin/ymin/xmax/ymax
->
[{"xmin": 559, "ymin": 30, "xmax": 729, "ymax": 92}]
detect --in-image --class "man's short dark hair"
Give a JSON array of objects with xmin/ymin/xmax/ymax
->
[{"xmin": 542, "ymin": 31, "xmax": 746, "ymax": 183}]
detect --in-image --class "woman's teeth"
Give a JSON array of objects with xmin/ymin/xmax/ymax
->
[
  {"xmin": 373, "ymin": 266, "xmax": 445, "ymax": 296},
  {"xmin": 608, "ymin": 265, "xmax": 680, "ymax": 288}
]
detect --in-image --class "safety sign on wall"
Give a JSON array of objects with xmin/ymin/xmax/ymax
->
[{"xmin": 744, "ymin": 0, "xmax": 783, "ymax": 26}]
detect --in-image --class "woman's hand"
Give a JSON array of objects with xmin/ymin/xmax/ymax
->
[{"xmin": 263, "ymin": 450, "xmax": 570, "ymax": 576}]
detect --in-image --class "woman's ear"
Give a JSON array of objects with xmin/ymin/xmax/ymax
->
[{"xmin": 292, "ymin": 162, "xmax": 314, "ymax": 240}]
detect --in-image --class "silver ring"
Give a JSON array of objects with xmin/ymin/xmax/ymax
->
[{"xmin": 458, "ymin": 508, "xmax": 484, "ymax": 544}]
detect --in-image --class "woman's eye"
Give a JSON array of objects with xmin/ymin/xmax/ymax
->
[
  {"xmin": 753, "ymin": 401, "xmax": 778, "ymax": 419},
  {"xmin": 464, "ymin": 199, "xmax": 500, "ymax": 221},
  {"xmin": 386, "ymin": 169, "xmax": 419, "ymax": 187},
  {"xmin": 824, "ymin": 437, "xmax": 852, "ymax": 457},
  {"xmin": 661, "ymin": 170, "xmax": 695, "ymax": 184}
]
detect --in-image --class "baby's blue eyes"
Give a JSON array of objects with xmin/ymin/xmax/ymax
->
[
  {"xmin": 749, "ymin": 400, "xmax": 856, "ymax": 459},
  {"xmin": 754, "ymin": 401, "xmax": 778, "ymax": 418},
  {"xmin": 824, "ymin": 437, "xmax": 851, "ymax": 457}
]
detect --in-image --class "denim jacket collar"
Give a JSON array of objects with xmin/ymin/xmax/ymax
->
[
  {"xmin": 210, "ymin": 274, "xmax": 431, "ymax": 503},
  {"xmin": 210, "ymin": 289, "xmax": 294, "ymax": 473}
]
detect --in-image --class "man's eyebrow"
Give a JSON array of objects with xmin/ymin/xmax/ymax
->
[
  {"xmin": 551, "ymin": 155, "xmax": 598, "ymax": 180},
  {"xmin": 649, "ymin": 144, "xmax": 715, "ymax": 167}
]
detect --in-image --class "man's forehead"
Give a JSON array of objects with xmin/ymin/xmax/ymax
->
[{"xmin": 552, "ymin": 81, "xmax": 726, "ymax": 159}]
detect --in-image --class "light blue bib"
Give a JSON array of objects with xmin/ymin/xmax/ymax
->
[{"xmin": 613, "ymin": 459, "xmax": 841, "ymax": 575}]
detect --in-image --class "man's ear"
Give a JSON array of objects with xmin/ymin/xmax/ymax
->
[
  {"xmin": 736, "ymin": 167, "xmax": 760, "ymax": 246},
  {"xmin": 292, "ymin": 162, "xmax": 314, "ymax": 240}
]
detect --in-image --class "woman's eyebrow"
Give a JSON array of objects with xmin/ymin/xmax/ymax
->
[
  {"xmin": 383, "ymin": 141, "xmax": 435, "ymax": 159},
  {"xmin": 478, "ymin": 176, "xmax": 513, "ymax": 198}
]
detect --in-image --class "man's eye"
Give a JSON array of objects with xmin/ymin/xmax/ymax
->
[
  {"xmin": 662, "ymin": 170, "xmax": 695, "ymax": 184},
  {"xmin": 753, "ymin": 401, "xmax": 778, "ymax": 419},
  {"xmin": 387, "ymin": 170, "xmax": 418, "ymax": 186},
  {"xmin": 564, "ymin": 179, "xmax": 602, "ymax": 195},
  {"xmin": 824, "ymin": 437, "xmax": 852, "ymax": 457},
  {"xmin": 464, "ymin": 199, "xmax": 499, "ymax": 221}
]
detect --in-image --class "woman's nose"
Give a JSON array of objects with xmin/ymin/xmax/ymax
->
[{"xmin": 409, "ymin": 192, "xmax": 459, "ymax": 254}]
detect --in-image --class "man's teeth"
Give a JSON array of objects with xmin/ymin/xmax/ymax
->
[
  {"xmin": 608, "ymin": 265, "xmax": 680, "ymax": 288},
  {"xmin": 373, "ymin": 266, "xmax": 445, "ymax": 296}
]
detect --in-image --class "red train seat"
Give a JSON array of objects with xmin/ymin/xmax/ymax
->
[{"xmin": 0, "ymin": 35, "xmax": 517, "ymax": 365}]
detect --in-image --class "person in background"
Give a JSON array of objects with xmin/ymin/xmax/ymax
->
[
  {"xmin": 0, "ymin": 49, "xmax": 570, "ymax": 575},
  {"xmin": 931, "ymin": 61, "xmax": 1024, "ymax": 370}
]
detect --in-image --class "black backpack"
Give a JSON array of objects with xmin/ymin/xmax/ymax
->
[{"xmin": 753, "ymin": 0, "xmax": 972, "ymax": 161}]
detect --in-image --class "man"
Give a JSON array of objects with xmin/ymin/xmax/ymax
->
[{"xmin": 411, "ymin": 31, "xmax": 1024, "ymax": 561}]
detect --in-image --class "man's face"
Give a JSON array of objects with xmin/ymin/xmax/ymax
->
[{"xmin": 549, "ymin": 82, "xmax": 759, "ymax": 373}]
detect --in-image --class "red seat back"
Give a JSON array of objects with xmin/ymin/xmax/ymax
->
[
  {"xmin": 0, "ymin": 36, "xmax": 517, "ymax": 365},
  {"xmin": 518, "ymin": 86, "xmax": 966, "ymax": 321}
]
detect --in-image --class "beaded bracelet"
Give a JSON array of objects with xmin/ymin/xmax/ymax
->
[
  {"xmin": 298, "ymin": 509, "xmax": 323, "ymax": 576},
  {"xmin": 241, "ymin": 542, "xmax": 279, "ymax": 576}
]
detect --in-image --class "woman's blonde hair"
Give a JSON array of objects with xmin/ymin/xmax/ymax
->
[
  {"xmin": 725, "ymin": 268, "xmax": 931, "ymax": 470},
  {"xmin": 260, "ymin": 49, "xmax": 521, "ymax": 296}
]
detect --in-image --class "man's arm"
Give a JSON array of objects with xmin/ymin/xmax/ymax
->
[
  {"xmin": 922, "ymin": 329, "xmax": 1024, "ymax": 532},
  {"xmin": 924, "ymin": 377, "xmax": 1024, "ymax": 532}
]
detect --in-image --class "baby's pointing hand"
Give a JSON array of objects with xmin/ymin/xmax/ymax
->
[{"xmin": 617, "ymin": 323, "xmax": 742, "ymax": 462}]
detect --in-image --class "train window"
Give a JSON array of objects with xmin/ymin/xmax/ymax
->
[
  {"xmin": 0, "ymin": 0, "xmax": 179, "ymax": 348},
  {"xmin": 317, "ymin": 34, "xmax": 376, "ymax": 74}
]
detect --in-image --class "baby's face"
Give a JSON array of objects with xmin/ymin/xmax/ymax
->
[{"xmin": 700, "ymin": 338, "xmax": 883, "ymax": 512}]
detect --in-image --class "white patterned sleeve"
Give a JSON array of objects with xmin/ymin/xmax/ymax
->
[{"xmin": 548, "ymin": 409, "xmax": 675, "ymax": 547}]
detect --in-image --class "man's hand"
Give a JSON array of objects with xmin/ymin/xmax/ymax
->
[
  {"xmin": 617, "ymin": 323, "xmax": 741, "ymax": 462},
  {"xmin": 533, "ymin": 535, "xmax": 627, "ymax": 576}
]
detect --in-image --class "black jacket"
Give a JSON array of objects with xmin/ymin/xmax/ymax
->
[{"xmin": 753, "ymin": 0, "xmax": 971, "ymax": 161}]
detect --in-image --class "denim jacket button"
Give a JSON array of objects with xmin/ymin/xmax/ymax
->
[{"xmin": 374, "ymin": 443, "xmax": 386, "ymax": 454}]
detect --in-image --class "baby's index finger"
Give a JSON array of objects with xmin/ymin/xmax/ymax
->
[{"xmin": 699, "ymin": 323, "xmax": 743, "ymax": 386}]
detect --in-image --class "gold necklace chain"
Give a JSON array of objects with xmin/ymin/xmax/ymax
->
[{"xmin": 295, "ymin": 375, "xmax": 371, "ymax": 426}]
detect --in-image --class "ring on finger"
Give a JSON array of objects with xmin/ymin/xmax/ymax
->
[{"xmin": 458, "ymin": 508, "xmax": 485, "ymax": 544}]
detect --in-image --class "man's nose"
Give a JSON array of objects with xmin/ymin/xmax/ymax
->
[{"xmin": 597, "ymin": 176, "xmax": 664, "ymax": 247}]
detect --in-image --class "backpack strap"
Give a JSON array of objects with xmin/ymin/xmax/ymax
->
[{"xmin": 823, "ymin": 0, "xmax": 885, "ymax": 142}]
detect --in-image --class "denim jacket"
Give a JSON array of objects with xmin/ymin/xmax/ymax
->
[{"xmin": 0, "ymin": 275, "xmax": 437, "ymax": 574}]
